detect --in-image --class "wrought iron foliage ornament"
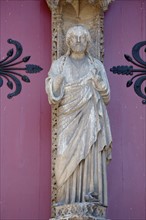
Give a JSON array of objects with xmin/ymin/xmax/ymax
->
[
  {"xmin": 0, "ymin": 39, "xmax": 43, "ymax": 99},
  {"xmin": 110, "ymin": 41, "xmax": 146, "ymax": 104}
]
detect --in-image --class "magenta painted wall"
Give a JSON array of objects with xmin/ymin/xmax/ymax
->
[
  {"xmin": 105, "ymin": 0, "xmax": 146, "ymax": 220},
  {"xmin": 0, "ymin": 0, "xmax": 146, "ymax": 220},
  {"xmin": 0, "ymin": 0, "xmax": 52, "ymax": 219}
]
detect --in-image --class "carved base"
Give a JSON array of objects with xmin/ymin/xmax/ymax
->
[{"xmin": 50, "ymin": 202, "xmax": 107, "ymax": 220}]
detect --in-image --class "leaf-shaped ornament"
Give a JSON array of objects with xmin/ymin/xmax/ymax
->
[
  {"xmin": 124, "ymin": 54, "xmax": 133, "ymax": 62},
  {"xmin": 7, "ymin": 81, "xmax": 13, "ymax": 90},
  {"xmin": 23, "ymin": 56, "xmax": 31, "ymax": 63},
  {"xmin": 0, "ymin": 77, "xmax": 3, "ymax": 87},
  {"xmin": 7, "ymin": 49, "xmax": 14, "ymax": 57},
  {"xmin": 126, "ymin": 80, "xmax": 133, "ymax": 87},
  {"xmin": 26, "ymin": 64, "xmax": 43, "ymax": 73},
  {"xmin": 22, "ymin": 75, "xmax": 30, "ymax": 82}
]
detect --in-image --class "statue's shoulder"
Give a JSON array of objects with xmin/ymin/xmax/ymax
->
[
  {"xmin": 52, "ymin": 55, "xmax": 66, "ymax": 66},
  {"xmin": 89, "ymin": 56, "xmax": 105, "ymax": 72},
  {"xmin": 91, "ymin": 57, "xmax": 103, "ymax": 67},
  {"xmin": 49, "ymin": 55, "xmax": 67, "ymax": 75}
]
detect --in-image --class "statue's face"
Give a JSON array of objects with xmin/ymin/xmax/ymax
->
[{"xmin": 69, "ymin": 32, "xmax": 87, "ymax": 54}]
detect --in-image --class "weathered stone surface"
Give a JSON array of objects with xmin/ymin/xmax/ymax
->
[
  {"xmin": 45, "ymin": 0, "xmax": 113, "ymax": 217},
  {"xmin": 46, "ymin": 0, "xmax": 113, "ymax": 12},
  {"xmin": 50, "ymin": 202, "xmax": 107, "ymax": 220}
]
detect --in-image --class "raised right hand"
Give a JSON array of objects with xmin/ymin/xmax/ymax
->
[{"xmin": 53, "ymin": 75, "xmax": 64, "ymax": 92}]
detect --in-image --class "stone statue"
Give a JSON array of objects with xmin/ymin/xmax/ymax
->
[{"xmin": 45, "ymin": 25, "xmax": 112, "ymax": 217}]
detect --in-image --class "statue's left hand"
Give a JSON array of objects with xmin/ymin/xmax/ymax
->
[{"xmin": 91, "ymin": 74, "xmax": 103, "ymax": 85}]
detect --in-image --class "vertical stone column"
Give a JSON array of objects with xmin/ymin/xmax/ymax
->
[{"xmin": 46, "ymin": 0, "xmax": 113, "ymax": 218}]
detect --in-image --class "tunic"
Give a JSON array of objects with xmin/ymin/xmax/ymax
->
[{"xmin": 45, "ymin": 55, "xmax": 112, "ymax": 206}]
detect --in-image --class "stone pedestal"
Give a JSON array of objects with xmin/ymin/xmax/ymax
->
[{"xmin": 50, "ymin": 202, "xmax": 107, "ymax": 220}]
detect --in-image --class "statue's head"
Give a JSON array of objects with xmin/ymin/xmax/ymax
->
[{"xmin": 66, "ymin": 25, "xmax": 91, "ymax": 55}]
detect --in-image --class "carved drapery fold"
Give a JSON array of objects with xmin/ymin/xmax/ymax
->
[{"xmin": 45, "ymin": 0, "xmax": 113, "ymax": 217}]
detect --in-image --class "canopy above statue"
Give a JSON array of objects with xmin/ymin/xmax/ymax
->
[{"xmin": 46, "ymin": 0, "xmax": 113, "ymax": 60}]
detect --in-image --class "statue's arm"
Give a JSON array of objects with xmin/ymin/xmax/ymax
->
[
  {"xmin": 45, "ymin": 60, "xmax": 65, "ymax": 104},
  {"xmin": 93, "ymin": 61, "xmax": 110, "ymax": 105}
]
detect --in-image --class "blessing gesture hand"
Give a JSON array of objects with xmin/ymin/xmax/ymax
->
[
  {"xmin": 91, "ymin": 73, "xmax": 103, "ymax": 85},
  {"xmin": 53, "ymin": 75, "xmax": 64, "ymax": 92}
]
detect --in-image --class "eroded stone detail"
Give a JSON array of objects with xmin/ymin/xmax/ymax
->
[
  {"xmin": 45, "ymin": 0, "xmax": 113, "ymax": 217},
  {"xmin": 51, "ymin": 203, "xmax": 107, "ymax": 220},
  {"xmin": 46, "ymin": 0, "xmax": 113, "ymax": 60},
  {"xmin": 46, "ymin": 0, "xmax": 113, "ymax": 12}
]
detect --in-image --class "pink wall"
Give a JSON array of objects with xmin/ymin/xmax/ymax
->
[
  {"xmin": 0, "ymin": 0, "xmax": 146, "ymax": 220},
  {"xmin": 0, "ymin": 0, "xmax": 52, "ymax": 219},
  {"xmin": 105, "ymin": 0, "xmax": 146, "ymax": 219}
]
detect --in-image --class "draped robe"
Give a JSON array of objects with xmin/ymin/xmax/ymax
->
[{"xmin": 45, "ymin": 55, "xmax": 112, "ymax": 206}]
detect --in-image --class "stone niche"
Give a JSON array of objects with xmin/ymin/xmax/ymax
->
[{"xmin": 46, "ymin": 0, "xmax": 113, "ymax": 218}]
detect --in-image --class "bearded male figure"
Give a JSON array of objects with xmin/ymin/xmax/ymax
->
[{"xmin": 45, "ymin": 25, "xmax": 112, "ymax": 207}]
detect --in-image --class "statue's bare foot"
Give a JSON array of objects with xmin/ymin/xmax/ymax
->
[{"xmin": 84, "ymin": 192, "xmax": 100, "ymax": 203}]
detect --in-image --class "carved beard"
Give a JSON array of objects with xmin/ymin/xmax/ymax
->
[{"xmin": 70, "ymin": 43, "xmax": 87, "ymax": 54}]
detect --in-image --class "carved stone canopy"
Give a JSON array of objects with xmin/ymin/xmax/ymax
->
[
  {"xmin": 46, "ymin": 0, "xmax": 113, "ymax": 60},
  {"xmin": 46, "ymin": 0, "xmax": 113, "ymax": 12}
]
